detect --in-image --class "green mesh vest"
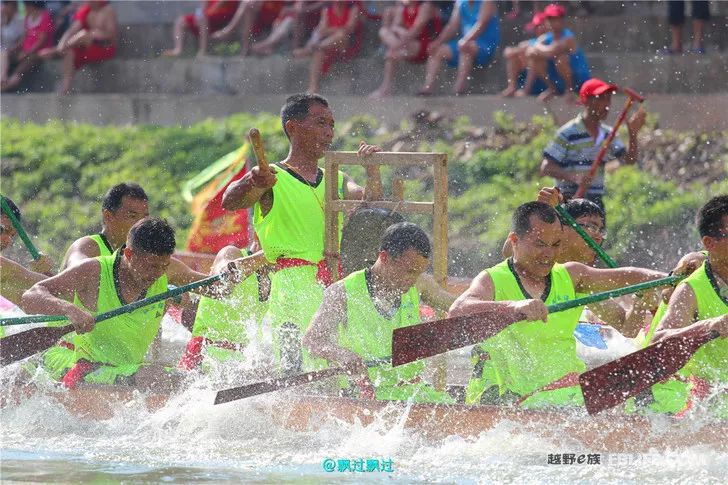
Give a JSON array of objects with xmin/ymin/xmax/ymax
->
[
  {"xmin": 466, "ymin": 259, "xmax": 584, "ymax": 408},
  {"xmin": 339, "ymin": 269, "xmax": 453, "ymax": 403}
]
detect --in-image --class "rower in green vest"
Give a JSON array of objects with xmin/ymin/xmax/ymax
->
[
  {"xmin": 1, "ymin": 196, "xmax": 56, "ymax": 337},
  {"xmin": 179, "ymin": 245, "xmax": 269, "ymax": 370},
  {"xmin": 62, "ymin": 183, "xmax": 149, "ymax": 269},
  {"xmin": 22, "ymin": 217, "xmax": 255, "ymax": 390},
  {"xmin": 450, "ymin": 202, "xmax": 666, "ymax": 409},
  {"xmin": 637, "ymin": 196, "xmax": 728, "ymax": 418},
  {"xmin": 303, "ymin": 222, "xmax": 454, "ymax": 403},
  {"xmin": 222, "ymin": 93, "xmax": 382, "ymax": 375}
]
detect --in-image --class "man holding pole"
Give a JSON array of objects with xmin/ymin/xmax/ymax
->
[
  {"xmin": 21, "ymin": 217, "xmax": 256, "ymax": 390},
  {"xmin": 222, "ymin": 93, "xmax": 380, "ymax": 375},
  {"xmin": 539, "ymin": 78, "xmax": 646, "ymax": 209},
  {"xmin": 449, "ymin": 202, "xmax": 666, "ymax": 408}
]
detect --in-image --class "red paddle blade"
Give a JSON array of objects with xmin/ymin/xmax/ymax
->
[
  {"xmin": 392, "ymin": 311, "xmax": 503, "ymax": 367},
  {"xmin": 0, "ymin": 324, "xmax": 74, "ymax": 366},
  {"xmin": 214, "ymin": 366, "xmax": 347, "ymax": 405},
  {"xmin": 580, "ymin": 330, "xmax": 720, "ymax": 415}
]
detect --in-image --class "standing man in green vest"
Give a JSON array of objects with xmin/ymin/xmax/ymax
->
[
  {"xmin": 222, "ymin": 93, "xmax": 380, "ymax": 375},
  {"xmin": 449, "ymin": 202, "xmax": 666, "ymax": 408},
  {"xmin": 647, "ymin": 195, "xmax": 728, "ymax": 418},
  {"xmin": 62, "ymin": 183, "xmax": 149, "ymax": 269},
  {"xmin": 21, "ymin": 217, "xmax": 257, "ymax": 391},
  {"xmin": 303, "ymin": 222, "xmax": 454, "ymax": 403}
]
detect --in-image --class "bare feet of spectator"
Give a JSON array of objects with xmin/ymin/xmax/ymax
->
[
  {"xmin": 514, "ymin": 89, "xmax": 529, "ymax": 98},
  {"xmin": 500, "ymin": 86, "xmax": 517, "ymax": 97},
  {"xmin": 162, "ymin": 48, "xmax": 182, "ymax": 57},
  {"xmin": 293, "ymin": 46, "xmax": 313, "ymax": 58},
  {"xmin": 537, "ymin": 88, "xmax": 557, "ymax": 102},
  {"xmin": 368, "ymin": 88, "xmax": 390, "ymax": 99},
  {"xmin": 251, "ymin": 43, "xmax": 275, "ymax": 56}
]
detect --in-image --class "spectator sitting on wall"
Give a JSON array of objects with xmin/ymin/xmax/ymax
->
[
  {"xmin": 38, "ymin": 0, "xmax": 117, "ymax": 95},
  {"xmin": 1, "ymin": 0, "xmax": 25, "ymax": 87},
  {"xmin": 369, "ymin": 1, "xmax": 442, "ymax": 99},
  {"xmin": 162, "ymin": 1, "xmax": 240, "ymax": 58},
  {"xmin": 250, "ymin": 1, "xmax": 325, "ymax": 56},
  {"xmin": 46, "ymin": 1, "xmax": 76, "ymax": 43},
  {"xmin": 520, "ymin": 3, "xmax": 590, "ymax": 102},
  {"xmin": 293, "ymin": 1, "xmax": 363, "ymax": 94},
  {"xmin": 1, "ymin": 1, "xmax": 54, "ymax": 93},
  {"xmin": 417, "ymin": 0, "xmax": 500, "ymax": 96},
  {"xmin": 210, "ymin": 0, "xmax": 283, "ymax": 57},
  {"xmin": 500, "ymin": 10, "xmax": 548, "ymax": 97}
]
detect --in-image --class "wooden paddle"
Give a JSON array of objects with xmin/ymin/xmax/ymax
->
[
  {"xmin": 248, "ymin": 128, "xmax": 271, "ymax": 173},
  {"xmin": 214, "ymin": 357, "xmax": 390, "ymax": 405},
  {"xmin": 392, "ymin": 275, "xmax": 683, "ymax": 367},
  {"xmin": 580, "ymin": 329, "xmax": 720, "ymax": 415},
  {"xmin": 0, "ymin": 273, "xmax": 225, "ymax": 366},
  {"xmin": 1, "ymin": 195, "xmax": 40, "ymax": 260}
]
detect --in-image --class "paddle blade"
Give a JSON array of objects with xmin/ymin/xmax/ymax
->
[
  {"xmin": 392, "ymin": 312, "xmax": 503, "ymax": 367},
  {"xmin": 580, "ymin": 330, "xmax": 720, "ymax": 415},
  {"xmin": 214, "ymin": 366, "xmax": 346, "ymax": 405},
  {"xmin": 0, "ymin": 324, "xmax": 74, "ymax": 366}
]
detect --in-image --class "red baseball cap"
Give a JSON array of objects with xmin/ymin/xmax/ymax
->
[
  {"xmin": 525, "ymin": 12, "xmax": 548, "ymax": 32},
  {"xmin": 579, "ymin": 78, "xmax": 619, "ymax": 104},
  {"xmin": 543, "ymin": 4, "xmax": 566, "ymax": 18}
]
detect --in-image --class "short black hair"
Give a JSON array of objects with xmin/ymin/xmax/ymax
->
[
  {"xmin": 102, "ymin": 183, "xmax": 148, "ymax": 213},
  {"xmin": 1, "ymin": 195, "xmax": 21, "ymax": 222},
  {"xmin": 280, "ymin": 93, "xmax": 329, "ymax": 139},
  {"xmin": 24, "ymin": 1, "xmax": 46, "ymax": 9},
  {"xmin": 128, "ymin": 217, "xmax": 176, "ymax": 255},
  {"xmin": 380, "ymin": 222, "xmax": 431, "ymax": 259},
  {"xmin": 697, "ymin": 195, "xmax": 728, "ymax": 238},
  {"xmin": 512, "ymin": 201, "xmax": 560, "ymax": 237},
  {"xmin": 563, "ymin": 198, "xmax": 606, "ymax": 225}
]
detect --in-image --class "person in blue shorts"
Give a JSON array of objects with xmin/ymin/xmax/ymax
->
[
  {"xmin": 500, "ymin": 10, "xmax": 548, "ymax": 97},
  {"xmin": 521, "ymin": 3, "xmax": 590, "ymax": 101},
  {"xmin": 417, "ymin": 0, "xmax": 499, "ymax": 95}
]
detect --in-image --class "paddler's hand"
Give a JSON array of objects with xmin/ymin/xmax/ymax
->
[
  {"xmin": 716, "ymin": 314, "xmax": 728, "ymax": 337},
  {"xmin": 661, "ymin": 251, "xmax": 707, "ymax": 303},
  {"xmin": 28, "ymin": 253, "xmax": 55, "ymax": 276},
  {"xmin": 250, "ymin": 165, "xmax": 277, "ymax": 190},
  {"xmin": 68, "ymin": 306, "xmax": 95, "ymax": 334},
  {"xmin": 357, "ymin": 140, "xmax": 382, "ymax": 157},
  {"xmin": 510, "ymin": 299, "xmax": 549, "ymax": 322},
  {"xmin": 536, "ymin": 187, "xmax": 563, "ymax": 207},
  {"xmin": 627, "ymin": 106, "xmax": 647, "ymax": 135}
]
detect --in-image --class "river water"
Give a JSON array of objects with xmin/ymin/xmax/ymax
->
[{"xmin": 2, "ymin": 317, "xmax": 726, "ymax": 484}]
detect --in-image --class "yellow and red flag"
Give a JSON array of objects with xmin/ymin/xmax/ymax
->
[{"xmin": 184, "ymin": 144, "xmax": 250, "ymax": 254}]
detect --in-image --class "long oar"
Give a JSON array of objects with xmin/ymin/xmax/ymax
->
[
  {"xmin": 554, "ymin": 205, "xmax": 617, "ymax": 268},
  {"xmin": 214, "ymin": 358, "xmax": 390, "ymax": 405},
  {"xmin": 1, "ymin": 195, "xmax": 40, "ymax": 260},
  {"xmin": 392, "ymin": 275, "xmax": 683, "ymax": 367},
  {"xmin": 0, "ymin": 274, "xmax": 225, "ymax": 366},
  {"xmin": 580, "ymin": 329, "xmax": 720, "ymax": 415}
]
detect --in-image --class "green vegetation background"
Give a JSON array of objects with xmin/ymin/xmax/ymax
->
[{"xmin": 2, "ymin": 113, "xmax": 726, "ymax": 274}]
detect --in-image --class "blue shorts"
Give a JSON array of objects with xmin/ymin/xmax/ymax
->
[{"xmin": 446, "ymin": 39, "xmax": 497, "ymax": 67}]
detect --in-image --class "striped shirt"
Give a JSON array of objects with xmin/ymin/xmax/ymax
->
[{"xmin": 543, "ymin": 114, "xmax": 626, "ymax": 197}]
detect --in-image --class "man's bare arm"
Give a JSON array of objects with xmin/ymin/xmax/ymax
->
[
  {"xmin": 566, "ymin": 262, "xmax": 666, "ymax": 295},
  {"xmin": 303, "ymin": 282, "xmax": 363, "ymax": 368},
  {"xmin": 221, "ymin": 165, "xmax": 277, "ymax": 211},
  {"xmin": 0, "ymin": 256, "xmax": 48, "ymax": 306},
  {"xmin": 416, "ymin": 273, "xmax": 457, "ymax": 313},
  {"xmin": 61, "ymin": 236, "xmax": 101, "ymax": 269}
]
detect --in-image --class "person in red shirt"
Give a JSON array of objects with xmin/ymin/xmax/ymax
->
[
  {"xmin": 210, "ymin": 0, "xmax": 283, "ymax": 57},
  {"xmin": 162, "ymin": 0, "xmax": 239, "ymax": 58},
  {"xmin": 369, "ymin": 1, "xmax": 442, "ymax": 98},
  {"xmin": 293, "ymin": 1, "xmax": 363, "ymax": 93},
  {"xmin": 250, "ymin": 1, "xmax": 325, "ymax": 56},
  {"xmin": 38, "ymin": 0, "xmax": 117, "ymax": 95},
  {"xmin": 1, "ymin": 1, "xmax": 54, "ymax": 92}
]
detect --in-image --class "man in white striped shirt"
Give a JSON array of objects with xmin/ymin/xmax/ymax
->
[{"xmin": 539, "ymin": 78, "xmax": 646, "ymax": 210}]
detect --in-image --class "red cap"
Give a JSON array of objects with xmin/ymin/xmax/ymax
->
[
  {"xmin": 525, "ymin": 11, "xmax": 547, "ymax": 32},
  {"xmin": 579, "ymin": 78, "xmax": 618, "ymax": 103},
  {"xmin": 543, "ymin": 4, "xmax": 566, "ymax": 18}
]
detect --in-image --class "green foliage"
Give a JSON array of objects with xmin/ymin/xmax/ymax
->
[{"xmin": 1, "ymin": 114, "xmax": 726, "ymax": 274}]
